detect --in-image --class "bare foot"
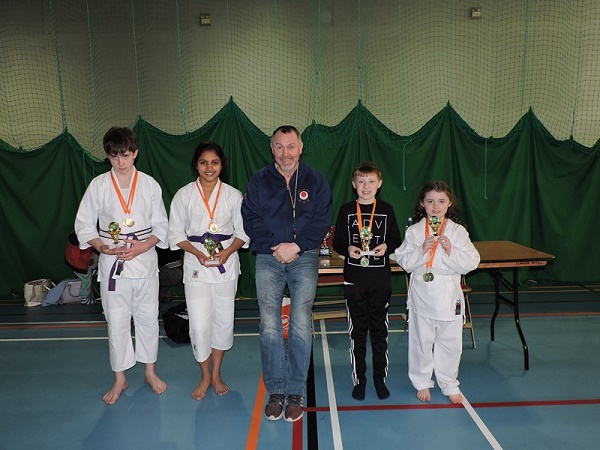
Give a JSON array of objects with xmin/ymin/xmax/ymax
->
[
  {"xmin": 192, "ymin": 377, "xmax": 212, "ymax": 401},
  {"xmin": 103, "ymin": 379, "xmax": 128, "ymax": 405},
  {"xmin": 416, "ymin": 388, "xmax": 431, "ymax": 402},
  {"xmin": 212, "ymin": 377, "xmax": 230, "ymax": 396},
  {"xmin": 144, "ymin": 373, "xmax": 167, "ymax": 395},
  {"xmin": 449, "ymin": 393, "xmax": 463, "ymax": 404}
]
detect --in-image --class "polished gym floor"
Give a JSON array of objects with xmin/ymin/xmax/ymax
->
[{"xmin": 1, "ymin": 284, "xmax": 600, "ymax": 449}]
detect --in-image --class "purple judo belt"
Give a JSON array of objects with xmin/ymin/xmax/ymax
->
[{"xmin": 108, "ymin": 227, "xmax": 152, "ymax": 291}]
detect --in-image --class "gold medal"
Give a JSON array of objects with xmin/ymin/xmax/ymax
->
[
  {"xmin": 110, "ymin": 169, "xmax": 138, "ymax": 230},
  {"xmin": 360, "ymin": 256, "xmax": 370, "ymax": 267},
  {"xmin": 208, "ymin": 222, "xmax": 218, "ymax": 233},
  {"xmin": 423, "ymin": 272, "xmax": 434, "ymax": 282}
]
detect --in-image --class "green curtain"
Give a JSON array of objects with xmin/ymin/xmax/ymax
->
[{"xmin": 1, "ymin": 99, "xmax": 598, "ymax": 299}]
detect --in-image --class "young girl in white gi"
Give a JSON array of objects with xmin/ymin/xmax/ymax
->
[
  {"xmin": 395, "ymin": 181, "xmax": 480, "ymax": 404},
  {"xmin": 168, "ymin": 142, "xmax": 249, "ymax": 400},
  {"xmin": 75, "ymin": 127, "xmax": 169, "ymax": 405}
]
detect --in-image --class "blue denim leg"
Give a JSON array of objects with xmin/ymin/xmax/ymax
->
[
  {"xmin": 285, "ymin": 250, "xmax": 318, "ymax": 397},
  {"xmin": 256, "ymin": 253, "xmax": 287, "ymax": 395},
  {"xmin": 255, "ymin": 251, "xmax": 319, "ymax": 398}
]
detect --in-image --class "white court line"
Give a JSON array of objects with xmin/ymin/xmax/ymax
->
[
  {"xmin": 0, "ymin": 336, "xmax": 108, "ymax": 342},
  {"xmin": 319, "ymin": 320, "xmax": 344, "ymax": 450},
  {"xmin": 0, "ymin": 320, "xmax": 106, "ymax": 326},
  {"xmin": 0, "ymin": 332, "xmax": 261, "ymax": 343},
  {"xmin": 462, "ymin": 395, "xmax": 504, "ymax": 449}
]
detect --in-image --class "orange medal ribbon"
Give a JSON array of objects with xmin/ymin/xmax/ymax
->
[
  {"xmin": 110, "ymin": 168, "xmax": 138, "ymax": 223},
  {"xmin": 356, "ymin": 201, "xmax": 376, "ymax": 270},
  {"xmin": 196, "ymin": 179, "xmax": 222, "ymax": 231},
  {"xmin": 356, "ymin": 200, "xmax": 377, "ymax": 245},
  {"xmin": 424, "ymin": 216, "xmax": 446, "ymax": 272}
]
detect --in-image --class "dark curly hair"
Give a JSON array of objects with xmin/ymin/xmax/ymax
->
[{"xmin": 413, "ymin": 180, "xmax": 462, "ymax": 224}]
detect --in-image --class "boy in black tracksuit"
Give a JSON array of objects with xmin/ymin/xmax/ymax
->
[{"xmin": 332, "ymin": 161, "xmax": 402, "ymax": 400}]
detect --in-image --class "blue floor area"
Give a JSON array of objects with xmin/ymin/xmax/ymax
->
[{"xmin": 1, "ymin": 285, "xmax": 600, "ymax": 449}]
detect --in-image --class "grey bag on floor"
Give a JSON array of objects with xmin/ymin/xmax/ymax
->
[{"xmin": 60, "ymin": 279, "xmax": 82, "ymax": 304}]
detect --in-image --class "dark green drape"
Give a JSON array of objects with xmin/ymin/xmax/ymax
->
[{"xmin": 1, "ymin": 99, "xmax": 598, "ymax": 298}]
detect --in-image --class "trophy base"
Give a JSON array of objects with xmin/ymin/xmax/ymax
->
[
  {"xmin": 205, "ymin": 258, "xmax": 221, "ymax": 266},
  {"xmin": 319, "ymin": 248, "xmax": 331, "ymax": 256},
  {"xmin": 359, "ymin": 251, "xmax": 375, "ymax": 256}
]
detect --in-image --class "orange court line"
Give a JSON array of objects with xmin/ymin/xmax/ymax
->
[{"xmin": 246, "ymin": 373, "xmax": 267, "ymax": 450}]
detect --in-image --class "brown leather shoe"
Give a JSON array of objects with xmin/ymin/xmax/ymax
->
[{"xmin": 284, "ymin": 395, "xmax": 304, "ymax": 422}]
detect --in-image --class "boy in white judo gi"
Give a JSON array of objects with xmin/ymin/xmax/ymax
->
[{"xmin": 75, "ymin": 127, "xmax": 169, "ymax": 405}]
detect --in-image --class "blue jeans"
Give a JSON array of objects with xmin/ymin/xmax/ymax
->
[{"xmin": 255, "ymin": 250, "xmax": 319, "ymax": 398}]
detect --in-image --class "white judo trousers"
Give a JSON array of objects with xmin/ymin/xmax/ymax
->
[
  {"xmin": 408, "ymin": 312, "xmax": 463, "ymax": 396},
  {"xmin": 75, "ymin": 169, "xmax": 169, "ymax": 374},
  {"xmin": 100, "ymin": 277, "xmax": 160, "ymax": 372},
  {"xmin": 184, "ymin": 279, "xmax": 237, "ymax": 363}
]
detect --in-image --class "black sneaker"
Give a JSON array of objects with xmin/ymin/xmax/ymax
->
[
  {"xmin": 265, "ymin": 393, "xmax": 285, "ymax": 421},
  {"xmin": 352, "ymin": 382, "xmax": 366, "ymax": 401},
  {"xmin": 374, "ymin": 379, "xmax": 390, "ymax": 400},
  {"xmin": 284, "ymin": 395, "xmax": 304, "ymax": 422}
]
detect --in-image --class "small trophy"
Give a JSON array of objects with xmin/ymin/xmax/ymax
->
[
  {"xmin": 319, "ymin": 227, "xmax": 333, "ymax": 257},
  {"xmin": 429, "ymin": 216, "xmax": 441, "ymax": 237},
  {"xmin": 423, "ymin": 216, "xmax": 440, "ymax": 282},
  {"xmin": 108, "ymin": 222, "xmax": 121, "ymax": 245},
  {"xmin": 203, "ymin": 237, "xmax": 222, "ymax": 265},
  {"xmin": 359, "ymin": 227, "xmax": 374, "ymax": 267}
]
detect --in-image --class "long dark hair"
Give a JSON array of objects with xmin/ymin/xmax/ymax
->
[
  {"xmin": 191, "ymin": 141, "xmax": 227, "ymax": 182},
  {"xmin": 413, "ymin": 180, "xmax": 462, "ymax": 224}
]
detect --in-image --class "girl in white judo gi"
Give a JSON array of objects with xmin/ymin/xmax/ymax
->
[
  {"xmin": 395, "ymin": 181, "xmax": 480, "ymax": 404},
  {"xmin": 75, "ymin": 127, "xmax": 169, "ymax": 405},
  {"xmin": 168, "ymin": 141, "xmax": 249, "ymax": 400}
]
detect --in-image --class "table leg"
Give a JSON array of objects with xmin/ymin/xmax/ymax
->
[{"xmin": 489, "ymin": 268, "xmax": 529, "ymax": 370}]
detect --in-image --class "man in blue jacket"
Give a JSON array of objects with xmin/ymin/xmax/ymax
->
[{"xmin": 242, "ymin": 125, "xmax": 332, "ymax": 422}]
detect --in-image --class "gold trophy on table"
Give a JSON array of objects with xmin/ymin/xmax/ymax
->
[{"xmin": 319, "ymin": 227, "xmax": 333, "ymax": 257}]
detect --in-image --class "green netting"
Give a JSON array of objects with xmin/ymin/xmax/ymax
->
[
  {"xmin": 1, "ymin": 0, "xmax": 600, "ymax": 297},
  {"xmin": 3, "ymin": 0, "xmax": 600, "ymax": 154}
]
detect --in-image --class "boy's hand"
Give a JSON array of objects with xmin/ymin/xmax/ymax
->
[
  {"xmin": 118, "ymin": 239, "xmax": 153, "ymax": 260},
  {"xmin": 372, "ymin": 243, "xmax": 387, "ymax": 256},
  {"xmin": 348, "ymin": 245, "xmax": 362, "ymax": 259}
]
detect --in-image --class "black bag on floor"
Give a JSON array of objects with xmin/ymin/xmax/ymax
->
[{"xmin": 162, "ymin": 302, "xmax": 190, "ymax": 344}]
